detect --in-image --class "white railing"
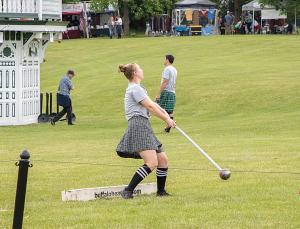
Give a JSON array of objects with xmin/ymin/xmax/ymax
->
[{"xmin": 0, "ymin": 0, "xmax": 61, "ymax": 20}]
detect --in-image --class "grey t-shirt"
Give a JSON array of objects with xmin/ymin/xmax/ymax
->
[
  {"xmin": 225, "ymin": 14, "xmax": 233, "ymax": 25},
  {"xmin": 161, "ymin": 65, "xmax": 177, "ymax": 93},
  {"xmin": 125, "ymin": 83, "xmax": 150, "ymax": 121},
  {"xmin": 58, "ymin": 75, "xmax": 73, "ymax": 96}
]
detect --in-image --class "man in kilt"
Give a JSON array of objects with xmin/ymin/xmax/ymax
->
[
  {"xmin": 156, "ymin": 54, "xmax": 177, "ymax": 133},
  {"xmin": 117, "ymin": 63, "xmax": 176, "ymax": 199}
]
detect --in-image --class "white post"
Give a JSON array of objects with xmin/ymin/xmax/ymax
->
[
  {"xmin": 252, "ymin": 9, "xmax": 255, "ymax": 34},
  {"xmin": 22, "ymin": 0, "xmax": 27, "ymax": 13},
  {"xmin": 260, "ymin": 12, "xmax": 262, "ymax": 35},
  {"xmin": 50, "ymin": 33, "xmax": 54, "ymax": 42},
  {"xmin": 215, "ymin": 9, "xmax": 219, "ymax": 35},
  {"xmin": 5, "ymin": 0, "xmax": 9, "ymax": 12},
  {"xmin": 3, "ymin": 0, "xmax": 7, "ymax": 13},
  {"xmin": 18, "ymin": 0, "xmax": 23, "ymax": 13},
  {"xmin": 83, "ymin": 1, "xmax": 89, "ymax": 39},
  {"xmin": 27, "ymin": 0, "xmax": 35, "ymax": 14},
  {"xmin": 12, "ymin": 0, "xmax": 16, "ymax": 12},
  {"xmin": 14, "ymin": 0, "xmax": 20, "ymax": 13},
  {"xmin": 38, "ymin": 0, "xmax": 43, "ymax": 20},
  {"xmin": 59, "ymin": 0, "xmax": 62, "ymax": 20},
  {"xmin": 178, "ymin": 10, "xmax": 181, "ymax": 25},
  {"xmin": 32, "ymin": 0, "xmax": 36, "ymax": 14},
  {"xmin": 151, "ymin": 16, "xmax": 154, "ymax": 31},
  {"xmin": 295, "ymin": 7, "xmax": 297, "ymax": 34},
  {"xmin": 7, "ymin": 0, "xmax": 12, "ymax": 13}
]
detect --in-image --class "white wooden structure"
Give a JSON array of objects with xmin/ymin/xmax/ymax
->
[
  {"xmin": 0, "ymin": 0, "xmax": 62, "ymax": 20},
  {"xmin": 0, "ymin": 0, "xmax": 66, "ymax": 126},
  {"xmin": 61, "ymin": 183, "xmax": 157, "ymax": 201}
]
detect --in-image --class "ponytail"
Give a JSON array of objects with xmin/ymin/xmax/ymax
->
[{"xmin": 118, "ymin": 63, "xmax": 137, "ymax": 80}]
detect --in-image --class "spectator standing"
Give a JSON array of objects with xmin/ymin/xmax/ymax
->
[
  {"xmin": 108, "ymin": 16, "xmax": 115, "ymax": 39},
  {"xmin": 116, "ymin": 16, "xmax": 123, "ymax": 39},
  {"xmin": 224, "ymin": 11, "xmax": 233, "ymax": 35}
]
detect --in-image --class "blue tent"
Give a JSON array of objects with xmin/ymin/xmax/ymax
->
[{"xmin": 173, "ymin": 0, "xmax": 217, "ymax": 35}]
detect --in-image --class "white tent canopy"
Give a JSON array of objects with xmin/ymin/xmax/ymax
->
[
  {"xmin": 242, "ymin": 0, "xmax": 287, "ymax": 19},
  {"xmin": 242, "ymin": 0, "xmax": 274, "ymax": 11},
  {"xmin": 261, "ymin": 9, "xmax": 287, "ymax": 20},
  {"xmin": 242, "ymin": 0, "xmax": 287, "ymax": 33}
]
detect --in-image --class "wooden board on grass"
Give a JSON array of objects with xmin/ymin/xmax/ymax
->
[{"xmin": 62, "ymin": 183, "xmax": 157, "ymax": 201}]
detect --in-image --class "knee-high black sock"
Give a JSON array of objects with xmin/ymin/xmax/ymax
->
[
  {"xmin": 156, "ymin": 168, "xmax": 168, "ymax": 192},
  {"xmin": 125, "ymin": 164, "xmax": 152, "ymax": 192}
]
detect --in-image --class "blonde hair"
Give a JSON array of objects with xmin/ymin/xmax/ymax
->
[{"xmin": 118, "ymin": 63, "xmax": 137, "ymax": 80}]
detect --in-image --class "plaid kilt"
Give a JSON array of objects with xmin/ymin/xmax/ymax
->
[
  {"xmin": 116, "ymin": 116, "xmax": 163, "ymax": 159},
  {"xmin": 159, "ymin": 90, "xmax": 176, "ymax": 113}
]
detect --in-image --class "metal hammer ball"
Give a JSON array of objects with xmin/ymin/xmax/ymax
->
[{"xmin": 219, "ymin": 169, "xmax": 231, "ymax": 180}]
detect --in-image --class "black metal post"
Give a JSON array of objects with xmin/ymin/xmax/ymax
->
[
  {"xmin": 45, "ymin": 93, "xmax": 49, "ymax": 115},
  {"xmin": 50, "ymin": 93, "xmax": 53, "ymax": 114},
  {"xmin": 12, "ymin": 150, "xmax": 32, "ymax": 229},
  {"xmin": 40, "ymin": 93, "xmax": 43, "ymax": 115},
  {"xmin": 56, "ymin": 93, "xmax": 59, "ymax": 114}
]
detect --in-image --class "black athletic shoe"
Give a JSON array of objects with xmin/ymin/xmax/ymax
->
[
  {"xmin": 50, "ymin": 119, "xmax": 55, "ymax": 126},
  {"xmin": 68, "ymin": 123, "xmax": 75, "ymax": 125},
  {"xmin": 121, "ymin": 189, "xmax": 133, "ymax": 199},
  {"xmin": 157, "ymin": 190, "xmax": 170, "ymax": 197}
]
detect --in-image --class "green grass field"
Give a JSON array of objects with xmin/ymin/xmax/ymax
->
[{"xmin": 1, "ymin": 36, "xmax": 300, "ymax": 228}]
